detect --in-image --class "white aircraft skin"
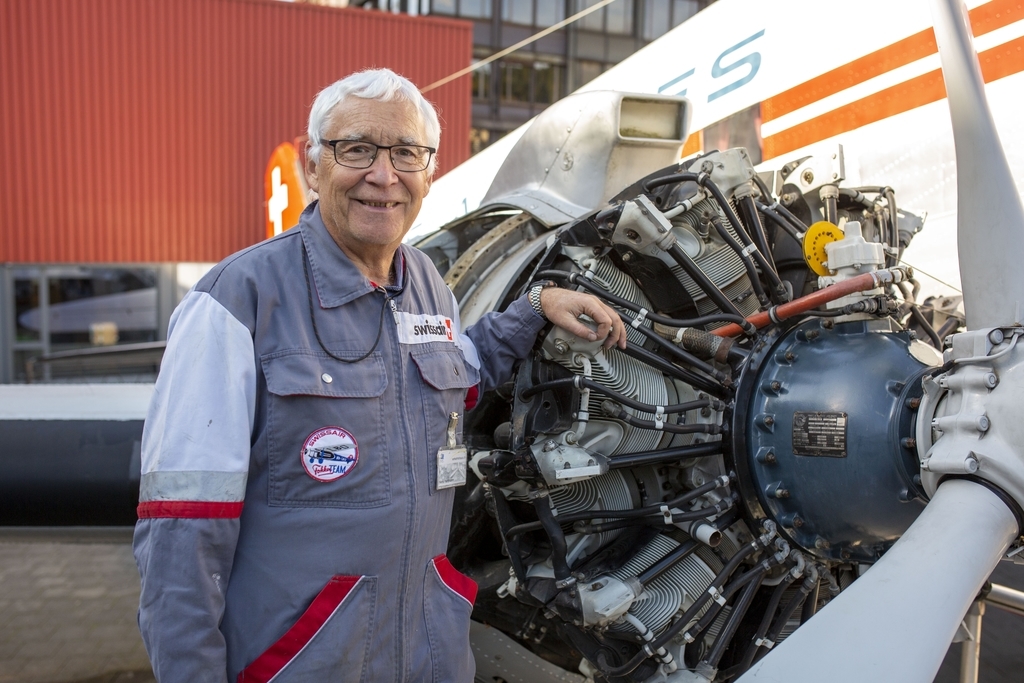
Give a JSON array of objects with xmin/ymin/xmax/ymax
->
[{"xmin": 413, "ymin": 0, "xmax": 1024, "ymax": 304}]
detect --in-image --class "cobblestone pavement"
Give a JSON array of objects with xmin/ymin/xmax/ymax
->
[
  {"xmin": 0, "ymin": 528, "xmax": 1022, "ymax": 683},
  {"xmin": 0, "ymin": 529, "xmax": 153, "ymax": 683}
]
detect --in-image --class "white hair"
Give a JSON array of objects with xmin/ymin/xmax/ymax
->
[{"xmin": 307, "ymin": 68, "xmax": 441, "ymax": 175}]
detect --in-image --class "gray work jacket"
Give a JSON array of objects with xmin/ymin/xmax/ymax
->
[{"xmin": 133, "ymin": 202, "xmax": 545, "ymax": 683}]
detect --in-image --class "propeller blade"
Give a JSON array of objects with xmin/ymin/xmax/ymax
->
[
  {"xmin": 738, "ymin": 478, "xmax": 1017, "ymax": 683},
  {"xmin": 932, "ymin": 0, "xmax": 1024, "ymax": 329}
]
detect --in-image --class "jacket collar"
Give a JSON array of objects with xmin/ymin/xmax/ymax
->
[{"xmin": 299, "ymin": 201, "xmax": 406, "ymax": 309}]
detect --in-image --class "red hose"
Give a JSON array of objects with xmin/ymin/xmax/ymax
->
[{"xmin": 712, "ymin": 271, "xmax": 891, "ymax": 338}]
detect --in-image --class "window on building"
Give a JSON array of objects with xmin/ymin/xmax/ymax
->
[
  {"xmin": 577, "ymin": 59, "xmax": 604, "ymax": 87},
  {"xmin": 14, "ymin": 277, "xmax": 40, "ymax": 344},
  {"xmin": 643, "ymin": 0, "xmax": 670, "ymax": 39},
  {"xmin": 45, "ymin": 269, "xmax": 158, "ymax": 350},
  {"xmin": 502, "ymin": 0, "xmax": 532, "ymax": 24},
  {"xmin": 536, "ymin": 0, "xmax": 565, "ymax": 26},
  {"xmin": 533, "ymin": 62, "xmax": 563, "ymax": 104},
  {"xmin": 672, "ymin": 0, "xmax": 699, "ymax": 26},
  {"xmin": 576, "ymin": 0, "xmax": 605, "ymax": 31},
  {"xmin": 470, "ymin": 127, "xmax": 491, "ymax": 155},
  {"xmin": 500, "ymin": 60, "xmax": 531, "ymax": 102},
  {"xmin": 574, "ymin": 0, "xmax": 634, "ymax": 34},
  {"xmin": 472, "ymin": 61, "xmax": 491, "ymax": 100},
  {"xmin": 8, "ymin": 266, "xmax": 162, "ymax": 383},
  {"xmin": 459, "ymin": 0, "xmax": 492, "ymax": 18},
  {"xmin": 644, "ymin": 0, "xmax": 699, "ymax": 39},
  {"xmin": 605, "ymin": 0, "xmax": 633, "ymax": 34},
  {"xmin": 431, "ymin": 0, "xmax": 456, "ymax": 13}
]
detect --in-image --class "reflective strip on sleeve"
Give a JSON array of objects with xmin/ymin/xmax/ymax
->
[{"xmin": 139, "ymin": 470, "xmax": 248, "ymax": 503}]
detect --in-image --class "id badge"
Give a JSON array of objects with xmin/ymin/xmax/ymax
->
[{"xmin": 437, "ymin": 412, "xmax": 468, "ymax": 490}]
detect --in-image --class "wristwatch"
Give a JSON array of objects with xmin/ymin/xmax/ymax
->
[{"xmin": 528, "ymin": 281, "xmax": 555, "ymax": 321}]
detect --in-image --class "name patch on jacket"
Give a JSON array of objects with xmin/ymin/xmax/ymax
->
[
  {"xmin": 302, "ymin": 426, "xmax": 359, "ymax": 482},
  {"xmin": 395, "ymin": 311, "xmax": 455, "ymax": 344}
]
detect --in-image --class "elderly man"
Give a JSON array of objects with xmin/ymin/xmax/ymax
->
[{"xmin": 133, "ymin": 68, "xmax": 625, "ymax": 683}]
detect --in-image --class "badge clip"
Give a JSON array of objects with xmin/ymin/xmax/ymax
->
[{"xmin": 437, "ymin": 411, "xmax": 468, "ymax": 490}]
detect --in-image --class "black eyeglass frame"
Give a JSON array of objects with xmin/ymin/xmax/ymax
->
[{"xmin": 323, "ymin": 139, "xmax": 436, "ymax": 172}]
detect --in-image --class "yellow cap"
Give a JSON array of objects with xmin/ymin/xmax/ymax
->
[{"xmin": 802, "ymin": 221, "xmax": 845, "ymax": 276}]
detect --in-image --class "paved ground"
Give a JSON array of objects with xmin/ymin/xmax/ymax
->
[
  {"xmin": 935, "ymin": 560, "xmax": 1024, "ymax": 683},
  {"xmin": 0, "ymin": 529, "xmax": 153, "ymax": 683},
  {"xmin": 0, "ymin": 528, "xmax": 1022, "ymax": 683}
]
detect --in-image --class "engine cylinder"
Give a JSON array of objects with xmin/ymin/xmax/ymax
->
[{"xmin": 732, "ymin": 318, "xmax": 938, "ymax": 561}]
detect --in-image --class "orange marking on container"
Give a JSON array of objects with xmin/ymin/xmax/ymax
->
[{"xmin": 264, "ymin": 142, "xmax": 309, "ymax": 240}]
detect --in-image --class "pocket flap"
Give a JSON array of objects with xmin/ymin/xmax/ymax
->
[
  {"xmin": 238, "ymin": 575, "xmax": 376, "ymax": 683},
  {"xmin": 431, "ymin": 554, "xmax": 477, "ymax": 606},
  {"xmin": 262, "ymin": 351, "xmax": 387, "ymax": 398},
  {"xmin": 411, "ymin": 348, "xmax": 479, "ymax": 391}
]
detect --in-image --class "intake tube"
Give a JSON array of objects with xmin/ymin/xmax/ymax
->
[{"xmin": 711, "ymin": 267, "xmax": 912, "ymax": 337}]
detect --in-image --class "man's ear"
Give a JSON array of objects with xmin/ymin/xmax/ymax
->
[{"xmin": 305, "ymin": 143, "xmax": 320, "ymax": 194}]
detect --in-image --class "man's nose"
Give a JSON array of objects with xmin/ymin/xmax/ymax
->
[{"xmin": 364, "ymin": 150, "xmax": 399, "ymax": 183}]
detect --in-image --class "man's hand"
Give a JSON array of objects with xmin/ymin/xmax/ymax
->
[{"xmin": 538, "ymin": 287, "xmax": 629, "ymax": 351}]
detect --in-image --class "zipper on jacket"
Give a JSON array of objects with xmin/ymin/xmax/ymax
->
[{"xmin": 378, "ymin": 281, "xmax": 415, "ymax": 681}]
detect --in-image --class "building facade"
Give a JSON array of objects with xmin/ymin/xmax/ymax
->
[{"xmin": 425, "ymin": 0, "xmax": 717, "ymax": 152}]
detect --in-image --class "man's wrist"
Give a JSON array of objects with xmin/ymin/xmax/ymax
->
[{"xmin": 528, "ymin": 281, "xmax": 555, "ymax": 321}]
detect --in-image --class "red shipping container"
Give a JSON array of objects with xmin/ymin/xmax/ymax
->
[{"xmin": 0, "ymin": 0, "xmax": 472, "ymax": 263}]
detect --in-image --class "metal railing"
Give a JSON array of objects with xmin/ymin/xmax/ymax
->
[{"xmin": 25, "ymin": 341, "xmax": 166, "ymax": 383}]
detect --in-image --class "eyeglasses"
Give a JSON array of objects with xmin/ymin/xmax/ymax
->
[{"xmin": 323, "ymin": 139, "xmax": 436, "ymax": 172}]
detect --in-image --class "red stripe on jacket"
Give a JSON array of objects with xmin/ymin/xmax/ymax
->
[
  {"xmin": 432, "ymin": 554, "xmax": 478, "ymax": 605},
  {"xmin": 236, "ymin": 575, "xmax": 361, "ymax": 683},
  {"xmin": 137, "ymin": 501, "xmax": 244, "ymax": 519}
]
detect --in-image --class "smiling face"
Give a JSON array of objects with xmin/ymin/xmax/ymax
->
[{"xmin": 305, "ymin": 96, "xmax": 433, "ymax": 270}]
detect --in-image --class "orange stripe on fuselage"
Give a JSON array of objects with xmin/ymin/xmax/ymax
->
[
  {"xmin": 763, "ymin": 34, "xmax": 1024, "ymax": 160},
  {"xmin": 763, "ymin": 0, "xmax": 1024, "ymax": 124},
  {"xmin": 762, "ymin": 31, "xmax": 936, "ymax": 125}
]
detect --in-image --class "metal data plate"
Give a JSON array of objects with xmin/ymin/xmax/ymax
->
[{"xmin": 792, "ymin": 411, "xmax": 848, "ymax": 457}]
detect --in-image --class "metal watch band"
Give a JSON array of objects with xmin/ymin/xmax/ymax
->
[{"xmin": 529, "ymin": 283, "xmax": 548, "ymax": 321}]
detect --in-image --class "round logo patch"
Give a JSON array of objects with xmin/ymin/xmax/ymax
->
[{"xmin": 301, "ymin": 426, "xmax": 359, "ymax": 482}]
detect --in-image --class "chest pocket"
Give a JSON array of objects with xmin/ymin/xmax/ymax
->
[
  {"xmin": 263, "ymin": 350, "xmax": 391, "ymax": 508},
  {"xmin": 411, "ymin": 347, "xmax": 479, "ymax": 495}
]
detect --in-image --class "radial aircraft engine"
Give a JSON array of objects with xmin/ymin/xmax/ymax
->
[{"xmin": 416, "ymin": 3, "xmax": 1024, "ymax": 682}]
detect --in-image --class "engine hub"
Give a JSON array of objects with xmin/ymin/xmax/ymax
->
[{"xmin": 732, "ymin": 318, "xmax": 940, "ymax": 561}]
